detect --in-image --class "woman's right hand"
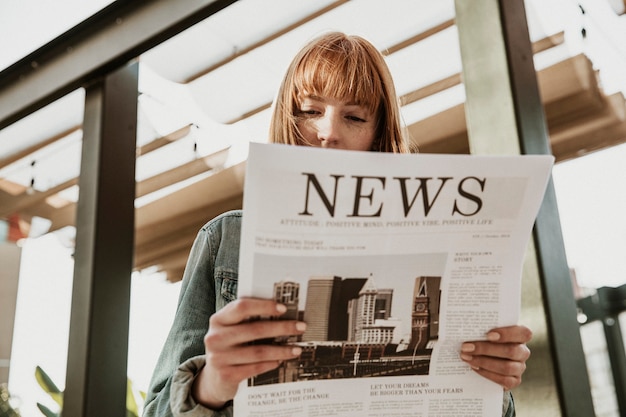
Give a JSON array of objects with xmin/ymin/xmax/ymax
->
[{"xmin": 191, "ymin": 298, "xmax": 307, "ymax": 410}]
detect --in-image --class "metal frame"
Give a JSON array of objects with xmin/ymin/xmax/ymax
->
[
  {"xmin": 63, "ymin": 61, "xmax": 139, "ymax": 417},
  {"xmin": 499, "ymin": 1, "xmax": 596, "ymax": 415},
  {"xmin": 578, "ymin": 285, "xmax": 626, "ymax": 414},
  {"xmin": 455, "ymin": 0, "xmax": 596, "ymax": 415},
  {"xmin": 0, "ymin": 0, "xmax": 236, "ymax": 130}
]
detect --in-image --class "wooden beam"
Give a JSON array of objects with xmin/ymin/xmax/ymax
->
[
  {"xmin": 184, "ymin": 0, "xmax": 349, "ymax": 83},
  {"xmin": 135, "ymin": 160, "xmax": 245, "ymax": 230},
  {"xmin": 407, "ymin": 54, "xmax": 614, "ymax": 158},
  {"xmin": 383, "ymin": 19, "xmax": 455, "ymax": 55},
  {"xmin": 224, "ymin": 18, "xmax": 462, "ymax": 125},
  {"xmin": 400, "ymin": 32, "xmax": 565, "ymax": 107},
  {"xmin": 136, "ymin": 146, "xmax": 229, "ymax": 197},
  {"xmin": 0, "ymin": 126, "xmax": 81, "ymax": 170},
  {"xmin": 135, "ymin": 123, "xmax": 192, "ymax": 156},
  {"xmin": 0, "ymin": 178, "xmax": 77, "ymax": 218}
]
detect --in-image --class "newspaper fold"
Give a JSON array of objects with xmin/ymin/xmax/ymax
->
[{"xmin": 236, "ymin": 143, "xmax": 553, "ymax": 417}]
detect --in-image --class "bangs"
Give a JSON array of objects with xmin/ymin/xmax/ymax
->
[{"xmin": 293, "ymin": 38, "xmax": 382, "ymax": 115}]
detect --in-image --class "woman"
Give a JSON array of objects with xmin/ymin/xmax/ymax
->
[{"xmin": 143, "ymin": 32, "xmax": 531, "ymax": 417}]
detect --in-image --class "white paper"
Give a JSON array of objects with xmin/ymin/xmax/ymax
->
[{"xmin": 235, "ymin": 143, "xmax": 553, "ymax": 417}]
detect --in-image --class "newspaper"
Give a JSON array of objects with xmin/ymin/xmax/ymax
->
[{"xmin": 236, "ymin": 143, "xmax": 553, "ymax": 417}]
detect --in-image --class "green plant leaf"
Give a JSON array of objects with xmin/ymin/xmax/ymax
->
[
  {"xmin": 33, "ymin": 366, "xmax": 145, "ymax": 416},
  {"xmin": 36, "ymin": 403, "xmax": 60, "ymax": 417},
  {"xmin": 126, "ymin": 379, "xmax": 138, "ymax": 416},
  {"xmin": 35, "ymin": 367, "xmax": 63, "ymax": 407}
]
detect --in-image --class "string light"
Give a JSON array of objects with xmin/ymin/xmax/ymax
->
[{"xmin": 26, "ymin": 160, "xmax": 36, "ymax": 195}]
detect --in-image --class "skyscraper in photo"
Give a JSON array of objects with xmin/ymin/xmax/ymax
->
[{"xmin": 302, "ymin": 276, "xmax": 367, "ymax": 341}]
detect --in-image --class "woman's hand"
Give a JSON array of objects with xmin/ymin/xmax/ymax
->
[
  {"xmin": 460, "ymin": 325, "xmax": 532, "ymax": 390},
  {"xmin": 192, "ymin": 298, "xmax": 306, "ymax": 409}
]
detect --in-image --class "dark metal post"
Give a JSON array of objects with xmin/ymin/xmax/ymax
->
[
  {"xmin": 499, "ymin": 1, "xmax": 596, "ymax": 415},
  {"xmin": 63, "ymin": 61, "xmax": 138, "ymax": 417},
  {"xmin": 604, "ymin": 317, "xmax": 626, "ymax": 413},
  {"xmin": 455, "ymin": 0, "xmax": 595, "ymax": 415},
  {"xmin": 578, "ymin": 286, "xmax": 626, "ymax": 414}
]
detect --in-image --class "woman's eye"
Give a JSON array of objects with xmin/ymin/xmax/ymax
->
[
  {"xmin": 299, "ymin": 109, "xmax": 320, "ymax": 116},
  {"xmin": 347, "ymin": 115, "xmax": 366, "ymax": 122}
]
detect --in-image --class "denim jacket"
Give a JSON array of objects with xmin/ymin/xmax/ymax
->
[
  {"xmin": 144, "ymin": 210, "xmax": 241, "ymax": 417},
  {"xmin": 143, "ymin": 210, "xmax": 515, "ymax": 417}
]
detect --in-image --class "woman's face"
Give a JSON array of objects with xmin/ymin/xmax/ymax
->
[{"xmin": 295, "ymin": 95, "xmax": 377, "ymax": 151}]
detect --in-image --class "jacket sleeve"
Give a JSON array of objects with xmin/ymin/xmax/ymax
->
[
  {"xmin": 143, "ymin": 211, "xmax": 241, "ymax": 417},
  {"xmin": 169, "ymin": 355, "xmax": 233, "ymax": 417}
]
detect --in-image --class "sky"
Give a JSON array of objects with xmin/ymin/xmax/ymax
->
[
  {"xmin": 553, "ymin": 144, "xmax": 626, "ymax": 289},
  {"xmin": 0, "ymin": 0, "xmax": 116, "ymax": 72},
  {"xmin": 1, "ymin": 0, "xmax": 626, "ymax": 416}
]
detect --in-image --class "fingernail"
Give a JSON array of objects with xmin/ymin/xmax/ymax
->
[
  {"xmin": 461, "ymin": 343, "xmax": 475, "ymax": 353},
  {"xmin": 460, "ymin": 353, "xmax": 473, "ymax": 362},
  {"xmin": 292, "ymin": 347, "xmax": 302, "ymax": 356},
  {"xmin": 276, "ymin": 304, "xmax": 287, "ymax": 313},
  {"xmin": 487, "ymin": 332, "xmax": 501, "ymax": 341},
  {"xmin": 296, "ymin": 322, "xmax": 307, "ymax": 332}
]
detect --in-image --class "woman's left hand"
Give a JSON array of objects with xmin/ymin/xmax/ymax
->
[{"xmin": 460, "ymin": 325, "xmax": 532, "ymax": 390}]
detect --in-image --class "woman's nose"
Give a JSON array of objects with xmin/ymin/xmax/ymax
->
[{"xmin": 316, "ymin": 114, "xmax": 341, "ymax": 145}]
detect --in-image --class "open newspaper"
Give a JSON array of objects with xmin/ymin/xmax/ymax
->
[{"xmin": 236, "ymin": 143, "xmax": 553, "ymax": 417}]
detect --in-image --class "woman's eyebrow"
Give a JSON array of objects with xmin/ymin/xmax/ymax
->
[
  {"xmin": 303, "ymin": 94, "xmax": 325, "ymax": 102},
  {"xmin": 302, "ymin": 94, "xmax": 365, "ymax": 108}
]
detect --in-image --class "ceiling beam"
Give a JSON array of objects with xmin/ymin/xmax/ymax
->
[
  {"xmin": 226, "ymin": 30, "xmax": 566, "ymax": 125},
  {"xmin": 184, "ymin": 0, "xmax": 350, "ymax": 83},
  {"xmin": 135, "ymin": 160, "xmax": 245, "ymax": 230},
  {"xmin": 1, "ymin": 123, "xmax": 191, "ymax": 196},
  {"xmin": 406, "ymin": 53, "xmax": 626, "ymax": 161},
  {"xmin": 384, "ymin": 19, "xmax": 455, "ymax": 56},
  {"xmin": 224, "ymin": 18, "xmax": 456, "ymax": 125},
  {"xmin": 136, "ymin": 146, "xmax": 229, "ymax": 198},
  {"xmin": 135, "ymin": 193, "xmax": 243, "ymax": 282},
  {"xmin": 0, "ymin": 124, "xmax": 222, "ymax": 216},
  {"xmin": 0, "ymin": 126, "xmax": 81, "ymax": 170},
  {"xmin": 136, "ymin": 123, "xmax": 192, "ymax": 156},
  {"xmin": 0, "ymin": 177, "xmax": 77, "ymax": 218},
  {"xmin": 399, "ymin": 31, "xmax": 565, "ymax": 107}
]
